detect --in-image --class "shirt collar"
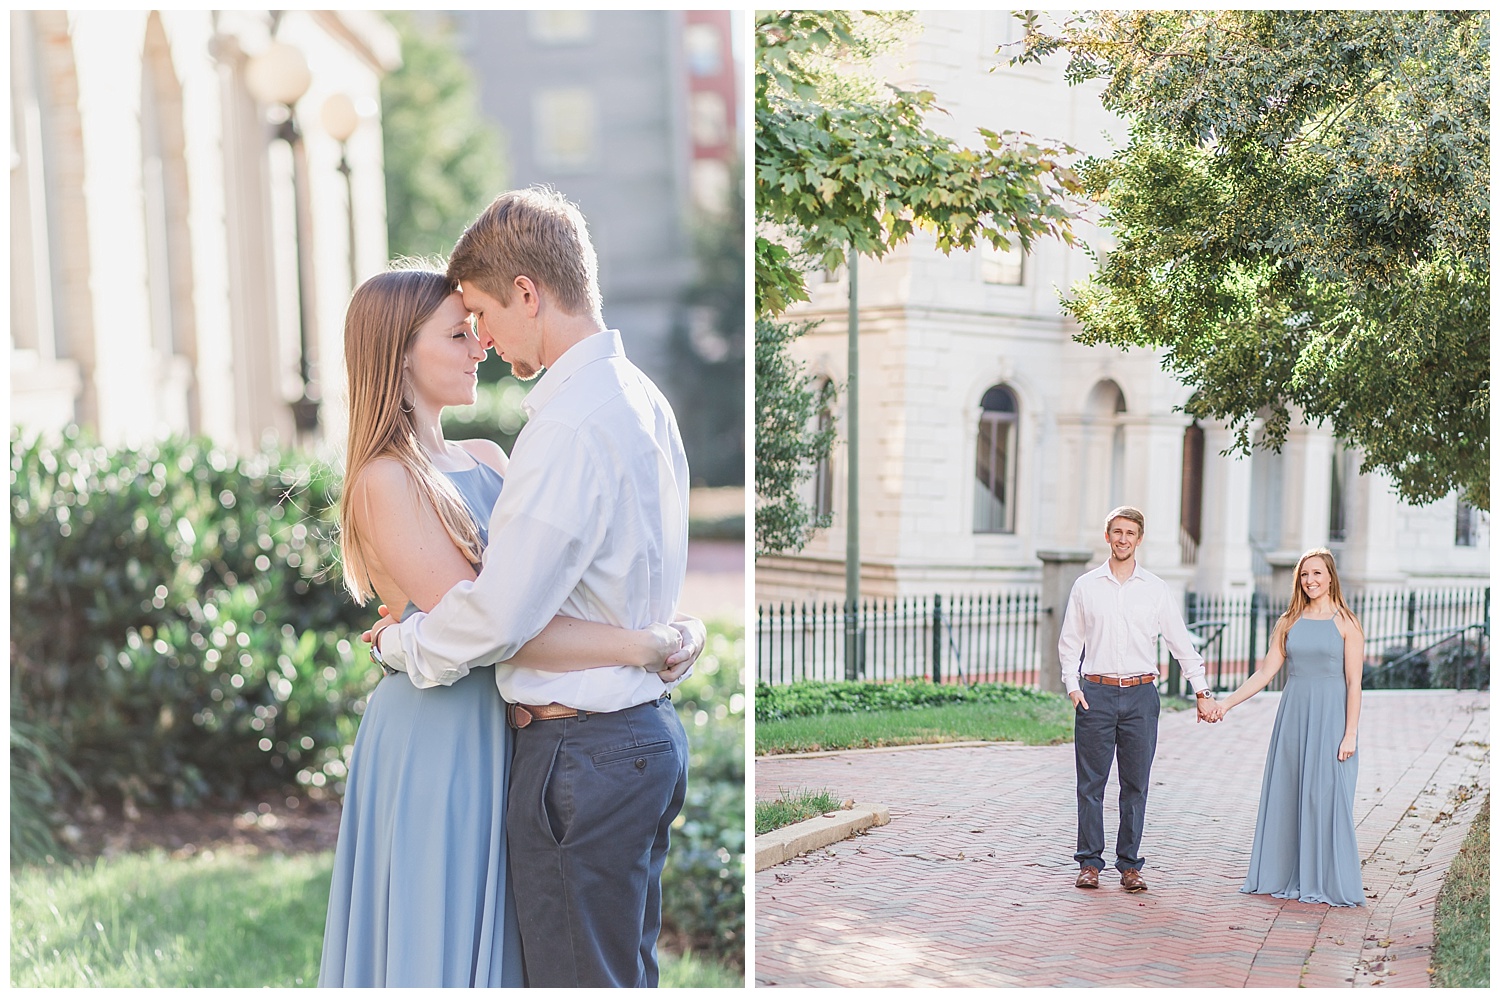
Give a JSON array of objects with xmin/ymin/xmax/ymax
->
[
  {"xmin": 1092, "ymin": 558, "xmax": 1146, "ymax": 586},
  {"xmin": 521, "ymin": 329, "xmax": 623, "ymax": 419}
]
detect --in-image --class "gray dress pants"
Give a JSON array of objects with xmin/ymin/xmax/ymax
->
[
  {"xmin": 508, "ymin": 695, "xmax": 689, "ymax": 987},
  {"xmin": 1073, "ymin": 677, "xmax": 1159, "ymax": 872}
]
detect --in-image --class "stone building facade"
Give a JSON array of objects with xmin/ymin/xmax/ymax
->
[
  {"xmin": 757, "ymin": 10, "xmax": 1488, "ymax": 605},
  {"xmin": 10, "ymin": 10, "xmax": 399, "ymax": 456}
]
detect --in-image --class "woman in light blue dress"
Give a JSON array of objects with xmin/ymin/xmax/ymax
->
[
  {"xmin": 1212, "ymin": 548, "xmax": 1365, "ymax": 906},
  {"xmin": 319, "ymin": 269, "xmax": 697, "ymax": 986}
]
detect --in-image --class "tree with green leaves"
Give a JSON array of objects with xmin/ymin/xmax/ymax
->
[
  {"xmin": 381, "ymin": 12, "xmax": 506, "ymax": 261},
  {"xmin": 1017, "ymin": 9, "xmax": 1489, "ymax": 509},
  {"xmin": 671, "ymin": 165, "xmax": 746, "ymax": 488},
  {"xmin": 754, "ymin": 317, "xmax": 835, "ymax": 555},
  {"xmin": 754, "ymin": 10, "xmax": 1085, "ymax": 554}
]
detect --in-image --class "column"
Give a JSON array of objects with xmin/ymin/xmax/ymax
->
[
  {"xmin": 1339, "ymin": 460, "xmax": 1407, "ymax": 588},
  {"xmin": 1198, "ymin": 422, "xmax": 1255, "ymax": 593},
  {"xmin": 1127, "ymin": 414, "xmax": 1190, "ymax": 579},
  {"xmin": 1037, "ymin": 548, "xmax": 1094, "ymax": 694}
]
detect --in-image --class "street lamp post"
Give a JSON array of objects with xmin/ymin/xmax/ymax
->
[
  {"xmin": 246, "ymin": 40, "xmax": 319, "ymax": 436},
  {"xmin": 320, "ymin": 93, "xmax": 359, "ymax": 292},
  {"xmin": 844, "ymin": 248, "xmax": 860, "ymax": 681}
]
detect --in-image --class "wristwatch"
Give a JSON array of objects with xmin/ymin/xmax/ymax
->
[
  {"xmin": 370, "ymin": 624, "xmax": 396, "ymax": 676},
  {"xmin": 1195, "ymin": 689, "xmax": 1215, "ymax": 699}
]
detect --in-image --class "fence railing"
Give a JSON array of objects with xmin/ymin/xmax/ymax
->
[
  {"xmin": 755, "ymin": 591, "xmax": 1041, "ymax": 686},
  {"xmin": 1173, "ymin": 587, "xmax": 1492, "ymax": 693},
  {"xmin": 758, "ymin": 586, "xmax": 1490, "ymax": 691}
]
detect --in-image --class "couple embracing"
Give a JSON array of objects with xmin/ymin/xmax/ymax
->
[
  {"xmin": 1060, "ymin": 505, "xmax": 1365, "ymax": 907},
  {"xmin": 318, "ymin": 188, "xmax": 703, "ymax": 987}
]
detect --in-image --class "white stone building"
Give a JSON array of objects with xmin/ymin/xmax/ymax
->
[
  {"xmin": 757, "ymin": 10, "xmax": 1489, "ymax": 605},
  {"xmin": 11, "ymin": 10, "xmax": 399, "ymax": 456}
]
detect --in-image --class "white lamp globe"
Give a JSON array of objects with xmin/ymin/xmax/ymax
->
[
  {"xmin": 320, "ymin": 93, "xmax": 359, "ymax": 142},
  {"xmin": 246, "ymin": 41, "xmax": 312, "ymax": 107}
]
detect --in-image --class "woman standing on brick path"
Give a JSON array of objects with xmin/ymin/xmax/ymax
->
[{"xmin": 1210, "ymin": 548, "xmax": 1365, "ymax": 906}]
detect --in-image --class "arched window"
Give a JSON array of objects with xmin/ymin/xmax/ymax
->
[
  {"xmin": 1179, "ymin": 421, "xmax": 1204, "ymax": 564},
  {"xmin": 812, "ymin": 377, "xmax": 834, "ymax": 521},
  {"xmin": 1085, "ymin": 379, "xmax": 1127, "ymax": 516},
  {"xmin": 1455, "ymin": 498, "xmax": 1478, "ymax": 547},
  {"xmin": 1106, "ymin": 389, "xmax": 1127, "ymax": 508},
  {"xmin": 1328, "ymin": 447, "xmax": 1349, "ymax": 542},
  {"xmin": 980, "ymin": 241, "xmax": 1024, "ymax": 286},
  {"xmin": 973, "ymin": 384, "xmax": 1018, "ymax": 533}
]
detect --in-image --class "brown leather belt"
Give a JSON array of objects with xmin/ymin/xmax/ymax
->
[
  {"xmin": 506, "ymin": 702, "xmax": 589, "ymax": 729},
  {"xmin": 506, "ymin": 693, "xmax": 672, "ymax": 730},
  {"xmin": 1083, "ymin": 673, "xmax": 1158, "ymax": 688}
]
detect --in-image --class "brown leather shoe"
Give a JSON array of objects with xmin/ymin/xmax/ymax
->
[
  {"xmin": 1075, "ymin": 866, "xmax": 1100, "ymax": 889},
  {"xmin": 1121, "ymin": 868, "xmax": 1148, "ymax": 892}
]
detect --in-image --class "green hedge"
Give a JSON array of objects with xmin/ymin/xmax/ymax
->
[
  {"xmin": 11, "ymin": 428, "xmax": 374, "ymax": 818},
  {"xmin": 755, "ymin": 679, "xmax": 1056, "ymax": 721},
  {"xmin": 12, "ymin": 429, "xmax": 744, "ymax": 967},
  {"xmin": 662, "ymin": 626, "xmax": 745, "ymax": 965},
  {"xmin": 1364, "ymin": 642, "xmax": 1491, "ymax": 691}
]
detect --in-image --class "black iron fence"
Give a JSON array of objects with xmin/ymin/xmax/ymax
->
[
  {"xmin": 1175, "ymin": 587, "xmax": 1492, "ymax": 694},
  {"xmin": 758, "ymin": 586, "xmax": 1490, "ymax": 692},
  {"xmin": 755, "ymin": 591, "xmax": 1041, "ymax": 686}
]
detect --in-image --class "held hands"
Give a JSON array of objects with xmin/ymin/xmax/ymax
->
[
  {"xmin": 1337, "ymin": 734, "xmax": 1356, "ymax": 762},
  {"xmin": 655, "ymin": 617, "xmax": 707, "ymax": 684},
  {"xmin": 1196, "ymin": 696, "xmax": 1226, "ymax": 724},
  {"xmin": 640, "ymin": 622, "xmax": 684, "ymax": 674},
  {"xmin": 361, "ymin": 604, "xmax": 396, "ymax": 655}
]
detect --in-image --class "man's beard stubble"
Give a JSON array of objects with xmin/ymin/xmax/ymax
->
[{"xmin": 509, "ymin": 359, "xmax": 541, "ymax": 381}]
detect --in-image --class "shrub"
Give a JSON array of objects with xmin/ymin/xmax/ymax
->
[
  {"xmin": 10, "ymin": 696, "xmax": 84, "ymax": 865},
  {"xmin": 11, "ymin": 428, "xmax": 375, "ymax": 813},
  {"xmin": 662, "ymin": 625, "xmax": 746, "ymax": 968},
  {"xmin": 1430, "ymin": 641, "xmax": 1490, "ymax": 690},
  {"xmin": 755, "ymin": 679, "xmax": 1056, "ymax": 722},
  {"xmin": 13, "ymin": 430, "xmax": 745, "ymax": 968},
  {"xmin": 1365, "ymin": 640, "xmax": 1490, "ymax": 691}
]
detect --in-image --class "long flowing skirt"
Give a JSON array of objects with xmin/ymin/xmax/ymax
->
[
  {"xmin": 1241, "ymin": 677, "xmax": 1363, "ymax": 906},
  {"xmin": 319, "ymin": 669, "xmax": 524, "ymax": 986}
]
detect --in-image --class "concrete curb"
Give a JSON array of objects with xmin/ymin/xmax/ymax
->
[
  {"xmin": 754, "ymin": 804, "xmax": 891, "ymax": 872},
  {"xmin": 759, "ymin": 740, "xmax": 1020, "ymax": 761}
]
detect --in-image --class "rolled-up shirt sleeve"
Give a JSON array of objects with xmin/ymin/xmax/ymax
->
[
  {"xmin": 378, "ymin": 419, "xmax": 610, "ymax": 688},
  {"xmin": 1157, "ymin": 589, "xmax": 1208, "ymax": 694},
  {"xmin": 1057, "ymin": 582, "xmax": 1087, "ymax": 695}
]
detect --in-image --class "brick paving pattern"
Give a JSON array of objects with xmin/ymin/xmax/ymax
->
[{"xmin": 754, "ymin": 690, "xmax": 1488, "ymax": 988}]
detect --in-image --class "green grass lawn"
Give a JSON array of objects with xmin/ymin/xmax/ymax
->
[
  {"xmin": 1432, "ymin": 794, "xmax": 1489, "ymax": 988},
  {"xmin": 756, "ymin": 697, "xmax": 1074, "ymax": 755},
  {"xmin": 755, "ymin": 789, "xmax": 843, "ymax": 835},
  {"xmin": 11, "ymin": 849, "xmax": 740, "ymax": 987}
]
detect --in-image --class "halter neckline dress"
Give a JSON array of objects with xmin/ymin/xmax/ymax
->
[
  {"xmin": 319, "ymin": 462, "xmax": 525, "ymax": 985},
  {"xmin": 1240, "ymin": 615, "xmax": 1364, "ymax": 907}
]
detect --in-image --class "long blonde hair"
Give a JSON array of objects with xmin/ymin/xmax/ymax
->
[
  {"xmin": 338, "ymin": 268, "xmax": 484, "ymax": 604},
  {"xmin": 1275, "ymin": 547, "xmax": 1363, "ymax": 653}
]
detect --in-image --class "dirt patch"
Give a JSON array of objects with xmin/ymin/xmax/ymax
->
[{"xmin": 59, "ymin": 794, "xmax": 342, "ymax": 861}]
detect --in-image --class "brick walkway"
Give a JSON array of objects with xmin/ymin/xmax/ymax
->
[{"xmin": 754, "ymin": 690, "xmax": 1489, "ymax": 988}]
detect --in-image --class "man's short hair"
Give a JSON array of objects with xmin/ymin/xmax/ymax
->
[
  {"xmin": 447, "ymin": 186, "xmax": 602, "ymax": 321},
  {"xmin": 1104, "ymin": 505, "xmax": 1146, "ymax": 534}
]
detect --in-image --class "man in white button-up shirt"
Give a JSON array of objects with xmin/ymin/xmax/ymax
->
[
  {"xmin": 370, "ymin": 189, "xmax": 693, "ymax": 987},
  {"xmin": 1057, "ymin": 505, "xmax": 1218, "ymax": 893}
]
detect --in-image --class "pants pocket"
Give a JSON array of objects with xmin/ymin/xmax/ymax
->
[
  {"xmin": 591, "ymin": 739, "xmax": 674, "ymax": 771},
  {"xmin": 537, "ymin": 736, "xmax": 569, "ymax": 847}
]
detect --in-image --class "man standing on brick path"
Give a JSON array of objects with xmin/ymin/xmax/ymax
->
[{"xmin": 1058, "ymin": 504, "xmax": 1219, "ymax": 892}]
